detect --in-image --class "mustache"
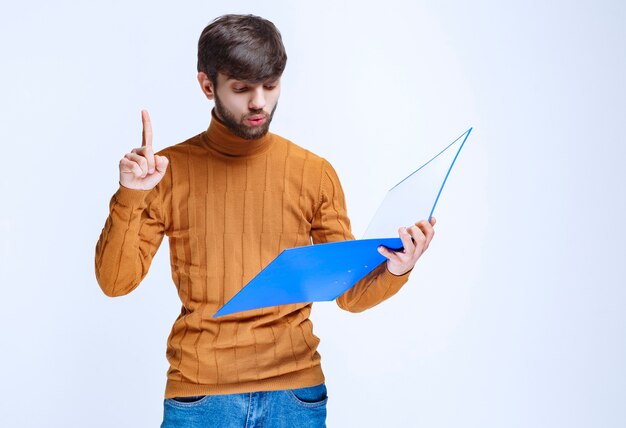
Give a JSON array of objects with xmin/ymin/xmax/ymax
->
[
  {"xmin": 244, "ymin": 103, "xmax": 278, "ymax": 121},
  {"xmin": 244, "ymin": 110, "xmax": 269, "ymax": 119}
]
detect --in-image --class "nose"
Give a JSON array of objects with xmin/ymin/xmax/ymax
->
[{"xmin": 249, "ymin": 87, "xmax": 266, "ymax": 111}]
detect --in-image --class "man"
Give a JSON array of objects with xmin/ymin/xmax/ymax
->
[{"xmin": 95, "ymin": 14, "xmax": 435, "ymax": 428}]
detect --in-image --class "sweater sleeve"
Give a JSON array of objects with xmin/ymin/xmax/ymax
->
[
  {"xmin": 94, "ymin": 179, "xmax": 167, "ymax": 297},
  {"xmin": 310, "ymin": 160, "xmax": 412, "ymax": 313}
]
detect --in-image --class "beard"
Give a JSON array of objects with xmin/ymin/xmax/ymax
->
[{"xmin": 214, "ymin": 95, "xmax": 278, "ymax": 140}]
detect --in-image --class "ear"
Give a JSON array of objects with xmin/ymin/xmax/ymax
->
[{"xmin": 197, "ymin": 72, "xmax": 215, "ymax": 100}]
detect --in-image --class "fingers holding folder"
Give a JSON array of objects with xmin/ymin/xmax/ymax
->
[{"xmin": 377, "ymin": 217, "xmax": 437, "ymax": 276}]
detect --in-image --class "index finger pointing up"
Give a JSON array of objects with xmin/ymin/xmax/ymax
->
[{"xmin": 141, "ymin": 109, "xmax": 153, "ymax": 148}]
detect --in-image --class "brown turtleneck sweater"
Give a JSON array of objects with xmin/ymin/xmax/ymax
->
[{"xmin": 95, "ymin": 111, "xmax": 411, "ymax": 398}]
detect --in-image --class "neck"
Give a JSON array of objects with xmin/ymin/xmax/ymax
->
[{"xmin": 203, "ymin": 109, "xmax": 273, "ymax": 158}]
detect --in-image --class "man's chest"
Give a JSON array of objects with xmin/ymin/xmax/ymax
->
[{"xmin": 166, "ymin": 156, "xmax": 320, "ymax": 237}]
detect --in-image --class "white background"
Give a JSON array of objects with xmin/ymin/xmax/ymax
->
[{"xmin": 1, "ymin": 1, "xmax": 625, "ymax": 427}]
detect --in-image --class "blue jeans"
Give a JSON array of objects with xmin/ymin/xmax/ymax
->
[{"xmin": 160, "ymin": 383, "xmax": 327, "ymax": 428}]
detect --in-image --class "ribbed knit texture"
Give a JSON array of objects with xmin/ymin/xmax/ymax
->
[{"xmin": 95, "ymin": 110, "xmax": 411, "ymax": 398}]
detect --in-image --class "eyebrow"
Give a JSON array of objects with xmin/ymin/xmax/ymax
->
[{"xmin": 226, "ymin": 77, "xmax": 279, "ymax": 84}]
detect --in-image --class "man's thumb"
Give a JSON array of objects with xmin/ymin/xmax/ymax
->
[{"xmin": 155, "ymin": 155, "xmax": 169, "ymax": 174}]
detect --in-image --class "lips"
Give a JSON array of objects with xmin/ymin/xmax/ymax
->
[{"xmin": 246, "ymin": 115, "xmax": 266, "ymax": 126}]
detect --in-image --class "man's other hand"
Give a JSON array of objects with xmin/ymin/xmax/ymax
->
[
  {"xmin": 377, "ymin": 217, "xmax": 436, "ymax": 276},
  {"xmin": 118, "ymin": 110, "xmax": 169, "ymax": 190}
]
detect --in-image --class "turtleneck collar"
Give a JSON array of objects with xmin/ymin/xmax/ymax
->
[{"xmin": 202, "ymin": 109, "xmax": 274, "ymax": 159}]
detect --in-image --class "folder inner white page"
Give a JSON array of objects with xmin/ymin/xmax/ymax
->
[{"xmin": 362, "ymin": 128, "xmax": 472, "ymax": 239}]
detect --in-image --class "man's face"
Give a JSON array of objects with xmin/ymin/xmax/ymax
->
[{"xmin": 209, "ymin": 72, "xmax": 281, "ymax": 140}]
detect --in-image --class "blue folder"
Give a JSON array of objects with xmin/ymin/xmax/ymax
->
[{"xmin": 213, "ymin": 128, "xmax": 473, "ymax": 317}]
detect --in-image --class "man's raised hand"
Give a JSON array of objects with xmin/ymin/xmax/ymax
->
[{"xmin": 118, "ymin": 110, "xmax": 169, "ymax": 190}]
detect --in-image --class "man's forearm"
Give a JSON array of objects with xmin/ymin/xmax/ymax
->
[{"xmin": 95, "ymin": 186, "xmax": 164, "ymax": 297}]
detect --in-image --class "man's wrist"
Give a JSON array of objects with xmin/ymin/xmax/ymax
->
[
  {"xmin": 385, "ymin": 261, "xmax": 413, "ymax": 277},
  {"xmin": 114, "ymin": 184, "xmax": 151, "ymax": 207}
]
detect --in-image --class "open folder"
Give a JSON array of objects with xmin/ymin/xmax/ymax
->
[{"xmin": 213, "ymin": 128, "xmax": 473, "ymax": 317}]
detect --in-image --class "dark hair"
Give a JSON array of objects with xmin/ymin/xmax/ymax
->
[{"xmin": 197, "ymin": 14, "xmax": 287, "ymax": 86}]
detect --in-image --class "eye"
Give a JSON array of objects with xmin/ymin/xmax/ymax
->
[{"xmin": 232, "ymin": 86, "xmax": 248, "ymax": 93}]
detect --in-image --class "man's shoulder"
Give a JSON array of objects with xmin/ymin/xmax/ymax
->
[
  {"xmin": 154, "ymin": 132, "xmax": 205, "ymax": 158},
  {"xmin": 271, "ymin": 132, "xmax": 329, "ymax": 165}
]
